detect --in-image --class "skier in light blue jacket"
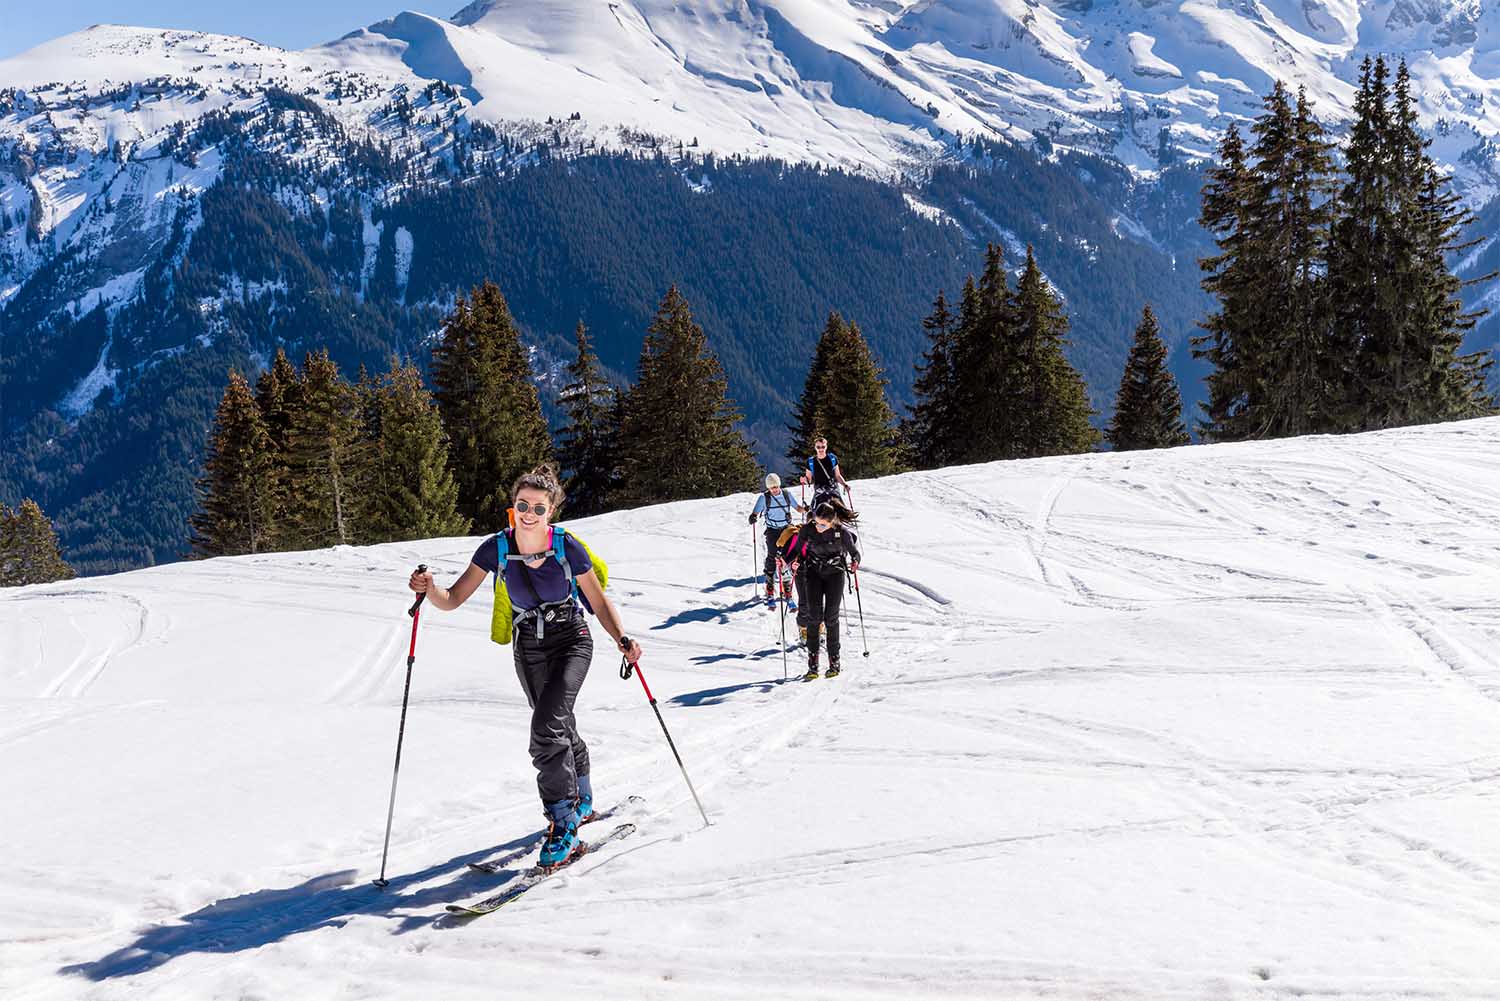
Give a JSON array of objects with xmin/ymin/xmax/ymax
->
[{"xmin": 749, "ymin": 473, "xmax": 806, "ymax": 603}]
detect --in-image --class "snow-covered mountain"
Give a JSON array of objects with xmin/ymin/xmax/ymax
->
[
  {"xmin": 4, "ymin": 1, "xmax": 1500, "ymax": 576},
  {"xmin": 5, "ymin": 419, "xmax": 1500, "ymax": 997},
  {"xmin": 5, "ymin": 0, "xmax": 1500, "ymax": 329}
]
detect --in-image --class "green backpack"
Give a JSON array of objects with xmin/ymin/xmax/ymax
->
[{"xmin": 490, "ymin": 525, "xmax": 608, "ymax": 645}]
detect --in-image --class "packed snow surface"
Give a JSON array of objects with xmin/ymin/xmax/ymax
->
[{"xmin": 5, "ymin": 419, "xmax": 1500, "ymax": 998}]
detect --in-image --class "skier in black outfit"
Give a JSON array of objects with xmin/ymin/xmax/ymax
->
[
  {"xmin": 800, "ymin": 435, "xmax": 849, "ymax": 508},
  {"xmin": 408, "ymin": 465, "xmax": 642, "ymax": 871},
  {"xmin": 782, "ymin": 497, "xmax": 861, "ymax": 680}
]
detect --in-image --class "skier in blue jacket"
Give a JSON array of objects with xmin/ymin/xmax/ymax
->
[{"xmin": 748, "ymin": 473, "xmax": 806, "ymax": 603}]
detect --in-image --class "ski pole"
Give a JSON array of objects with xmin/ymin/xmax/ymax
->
[
  {"xmin": 375, "ymin": 563, "xmax": 427, "ymax": 888},
  {"xmin": 750, "ymin": 521, "xmax": 757, "ymax": 601},
  {"xmin": 851, "ymin": 565, "xmax": 869, "ymax": 658},
  {"xmin": 620, "ymin": 653, "xmax": 710, "ymax": 826},
  {"xmin": 776, "ymin": 556, "xmax": 788, "ymax": 681}
]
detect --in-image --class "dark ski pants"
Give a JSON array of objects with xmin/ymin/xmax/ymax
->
[
  {"xmin": 801, "ymin": 564, "xmax": 845, "ymax": 664},
  {"xmin": 513, "ymin": 615, "xmax": 593, "ymax": 810},
  {"xmin": 763, "ymin": 525, "xmax": 785, "ymax": 578}
]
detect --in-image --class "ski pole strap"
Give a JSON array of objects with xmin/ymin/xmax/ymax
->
[{"xmin": 620, "ymin": 654, "xmax": 634, "ymax": 681}]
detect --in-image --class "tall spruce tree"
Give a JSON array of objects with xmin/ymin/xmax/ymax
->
[
  {"xmin": 615, "ymin": 286, "xmax": 758, "ymax": 506},
  {"xmin": 786, "ymin": 312, "xmax": 841, "ymax": 468},
  {"xmin": 1196, "ymin": 84, "xmax": 1337, "ymax": 440},
  {"xmin": 951, "ymin": 246, "xmax": 1026, "ymax": 462},
  {"xmin": 0, "ymin": 499, "xmax": 75, "ymax": 586},
  {"xmin": 1013, "ymin": 246, "xmax": 1099, "ymax": 456},
  {"xmin": 1330, "ymin": 58, "xmax": 1495, "ymax": 428},
  {"xmin": 284, "ymin": 350, "xmax": 369, "ymax": 549},
  {"xmin": 191, "ymin": 371, "xmax": 281, "ymax": 556},
  {"xmin": 793, "ymin": 312, "xmax": 901, "ymax": 479},
  {"xmin": 910, "ymin": 289, "xmax": 957, "ymax": 468},
  {"xmin": 555, "ymin": 322, "xmax": 620, "ymax": 517},
  {"xmin": 1194, "ymin": 122, "xmax": 1255, "ymax": 439},
  {"xmin": 1106, "ymin": 305, "xmax": 1190, "ymax": 451},
  {"xmin": 431, "ymin": 281, "xmax": 552, "ymax": 528},
  {"xmin": 365, "ymin": 360, "xmax": 471, "ymax": 543},
  {"xmin": 254, "ymin": 347, "xmax": 299, "ymax": 524},
  {"xmin": 1245, "ymin": 82, "xmax": 1337, "ymax": 438},
  {"xmin": 1325, "ymin": 56, "xmax": 1395, "ymax": 430}
]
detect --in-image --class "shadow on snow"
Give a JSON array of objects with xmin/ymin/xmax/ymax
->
[
  {"xmin": 59, "ymin": 830, "xmax": 544, "ymax": 981},
  {"xmin": 670, "ymin": 677, "xmax": 792, "ymax": 706},
  {"xmin": 651, "ymin": 597, "xmax": 762, "ymax": 630}
]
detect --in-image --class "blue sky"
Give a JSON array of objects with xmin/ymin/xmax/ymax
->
[{"xmin": 2, "ymin": 1, "xmax": 456, "ymax": 60}]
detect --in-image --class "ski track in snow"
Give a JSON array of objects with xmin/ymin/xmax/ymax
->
[{"xmin": 6, "ymin": 419, "xmax": 1500, "ymax": 998}]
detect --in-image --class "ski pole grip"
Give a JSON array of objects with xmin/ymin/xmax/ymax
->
[{"xmin": 408, "ymin": 563, "xmax": 428, "ymax": 617}]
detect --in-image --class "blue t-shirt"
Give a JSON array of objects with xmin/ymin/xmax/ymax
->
[{"xmin": 472, "ymin": 531, "xmax": 592, "ymax": 611}]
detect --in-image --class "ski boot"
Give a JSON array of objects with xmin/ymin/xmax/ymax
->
[
  {"xmin": 803, "ymin": 655, "xmax": 820, "ymax": 682},
  {"xmin": 780, "ymin": 574, "xmax": 797, "ymax": 610},
  {"xmin": 825, "ymin": 658, "xmax": 841, "ymax": 679},
  {"xmin": 575, "ymin": 775, "xmax": 595, "ymax": 825},
  {"xmin": 798, "ymin": 625, "xmax": 808, "ymax": 644},
  {"xmin": 765, "ymin": 574, "xmax": 777, "ymax": 608},
  {"xmin": 539, "ymin": 803, "xmax": 583, "ymax": 871}
]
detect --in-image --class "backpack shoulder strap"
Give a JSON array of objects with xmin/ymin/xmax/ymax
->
[
  {"xmin": 493, "ymin": 529, "xmax": 513, "ymax": 591},
  {"xmin": 551, "ymin": 526, "xmax": 578, "ymax": 601}
]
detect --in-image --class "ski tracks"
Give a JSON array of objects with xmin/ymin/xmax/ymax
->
[{"xmin": 26, "ymin": 590, "xmax": 150, "ymax": 699}]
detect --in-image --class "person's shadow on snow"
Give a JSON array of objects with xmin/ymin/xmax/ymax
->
[{"xmin": 59, "ymin": 831, "xmax": 542, "ymax": 981}]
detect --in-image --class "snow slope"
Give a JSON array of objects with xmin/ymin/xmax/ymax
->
[{"xmin": 5, "ymin": 419, "xmax": 1500, "ymax": 998}]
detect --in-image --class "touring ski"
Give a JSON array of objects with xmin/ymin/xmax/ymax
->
[
  {"xmin": 447, "ymin": 823, "xmax": 637, "ymax": 916},
  {"xmin": 466, "ymin": 795, "xmax": 643, "ymax": 875}
]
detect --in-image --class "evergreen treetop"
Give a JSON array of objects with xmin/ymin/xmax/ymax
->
[
  {"xmin": 431, "ymin": 281, "xmax": 552, "ymax": 529},
  {"xmin": 556, "ymin": 322, "xmax": 620, "ymax": 518},
  {"xmin": 615, "ymin": 285, "xmax": 759, "ymax": 507},
  {"xmin": 1106, "ymin": 305, "xmax": 1190, "ymax": 452},
  {"xmin": 191, "ymin": 370, "xmax": 280, "ymax": 557},
  {"xmin": 0, "ymin": 499, "xmax": 76, "ymax": 587}
]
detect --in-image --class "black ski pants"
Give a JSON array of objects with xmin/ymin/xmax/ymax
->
[
  {"xmin": 801, "ymin": 562, "xmax": 846, "ymax": 663},
  {"xmin": 763, "ymin": 525, "xmax": 786, "ymax": 578},
  {"xmin": 513, "ymin": 612, "xmax": 592, "ymax": 808}
]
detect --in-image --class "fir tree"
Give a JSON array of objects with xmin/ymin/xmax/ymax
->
[
  {"xmin": 1194, "ymin": 122, "xmax": 1255, "ymax": 439},
  {"xmin": 951, "ymin": 246, "xmax": 1025, "ymax": 462},
  {"xmin": 1332, "ymin": 59, "xmax": 1496, "ymax": 428},
  {"xmin": 1244, "ymin": 82, "xmax": 1337, "ymax": 438},
  {"xmin": 284, "ymin": 350, "xmax": 369, "ymax": 549},
  {"xmin": 254, "ymin": 347, "xmax": 301, "ymax": 456},
  {"xmin": 1106, "ymin": 305, "xmax": 1190, "ymax": 451},
  {"xmin": 431, "ymin": 281, "xmax": 552, "ymax": 528},
  {"xmin": 1013, "ymin": 246, "xmax": 1099, "ymax": 456},
  {"xmin": 786, "ymin": 312, "xmax": 841, "ymax": 467},
  {"xmin": 191, "ymin": 371, "xmax": 281, "ymax": 556},
  {"xmin": 365, "ymin": 360, "xmax": 470, "ymax": 542},
  {"xmin": 253, "ymin": 346, "xmax": 299, "ymax": 525},
  {"xmin": 810, "ymin": 314, "xmax": 901, "ymax": 478},
  {"xmin": 1196, "ymin": 84, "xmax": 1337, "ymax": 440},
  {"xmin": 555, "ymin": 322, "xmax": 619, "ymax": 518},
  {"xmin": 910, "ymin": 289, "xmax": 958, "ymax": 468},
  {"xmin": 1325, "ymin": 56, "xmax": 1395, "ymax": 430},
  {"xmin": 615, "ymin": 286, "xmax": 759, "ymax": 507},
  {"xmin": 0, "ymin": 499, "xmax": 76, "ymax": 587}
]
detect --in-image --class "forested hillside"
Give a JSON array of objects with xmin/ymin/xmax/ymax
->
[{"xmin": 1, "ymin": 107, "xmax": 1211, "ymax": 574}]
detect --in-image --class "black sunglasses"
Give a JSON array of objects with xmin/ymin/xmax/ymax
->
[{"xmin": 514, "ymin": 500, "xmax": 549, "ymax": 517}]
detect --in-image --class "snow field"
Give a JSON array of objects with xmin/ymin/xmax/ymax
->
[{"xmin": 3, "ymin": 419, "xmax": 1500, "ymax": 997}]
